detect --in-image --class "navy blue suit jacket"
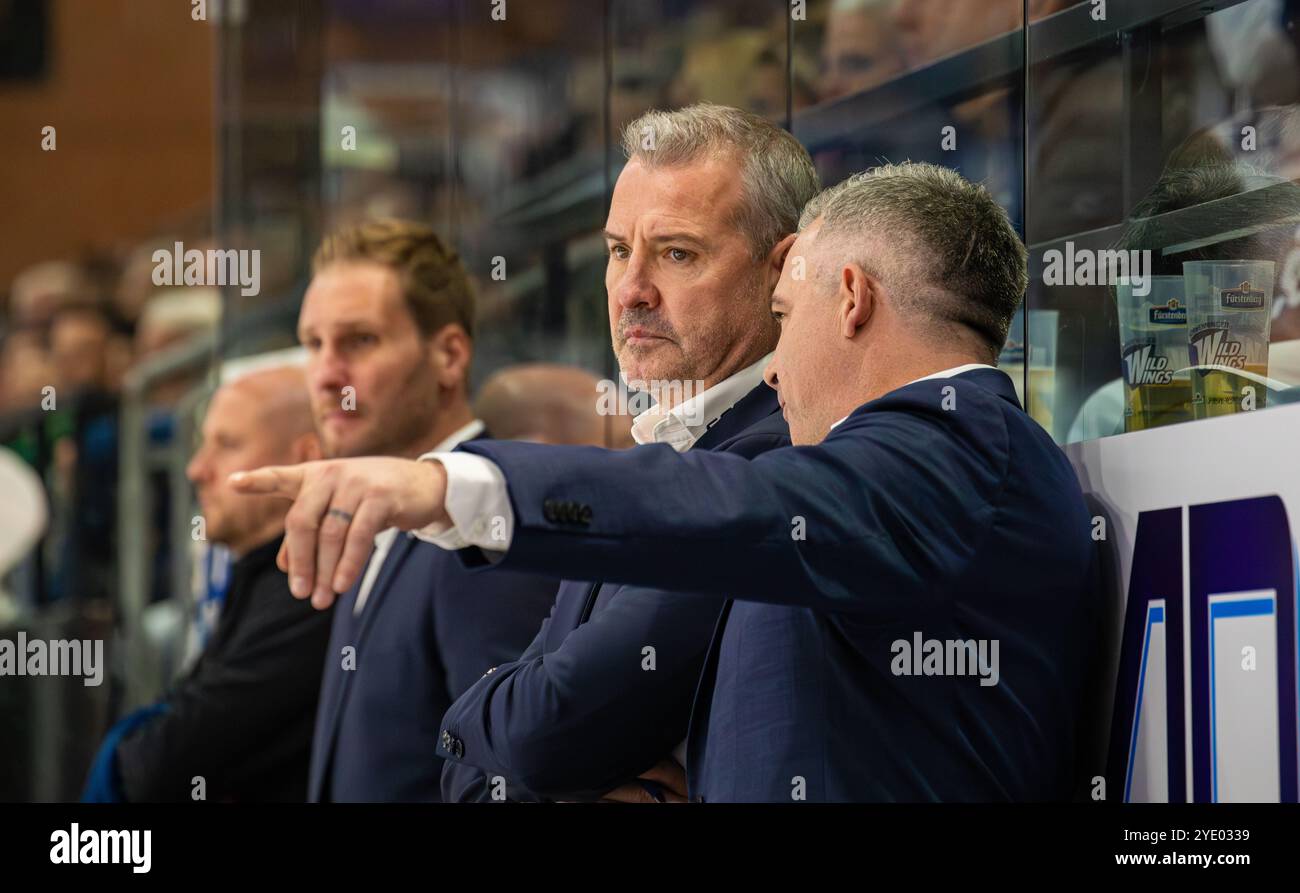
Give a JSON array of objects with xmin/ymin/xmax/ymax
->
[
  {"xmin": 439, "ymin": 384, "xmax": 789, "ymax": 801},
  {"xmin": 308, "ymin": 509, "xmax": 556, "ymax": 802},
  {"xmin": 448, "ymin": 368, "xmax": 1098, "ymax": 801}
]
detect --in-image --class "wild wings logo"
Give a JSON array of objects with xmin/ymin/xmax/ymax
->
[
  {"xmin": 1122, "ymin": 339, "xmax": 1174, "ymax": 386},
  {"xmin": 1189, "ymin": 321, "xmax": 1246, "ymax": 374}
]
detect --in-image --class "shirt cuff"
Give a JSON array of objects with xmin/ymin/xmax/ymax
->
[{"xmin": 412, "ymin": 451, "xmax": 514, "ymax": 553}]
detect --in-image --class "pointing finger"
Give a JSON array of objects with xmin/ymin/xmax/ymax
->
[{"xmin": 229, "ymin": 464, "xmax": 308, "ymax": 499}]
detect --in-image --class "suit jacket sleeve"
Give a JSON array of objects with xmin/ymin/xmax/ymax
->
[
  {"xmin": 439, "ymin": 428, "xmax": 786, "ymax": 802},
  {"xmin": 439, "ymin": 582, "xmax": 724, "ymax": 800},
  {"xmin": 116, "ymin": 570, "xmax": 334, "ymax": 801},
  {"xmin": 439, "ymin": 598, "xmax": 557, "ymax": 803},
  {"xmin": 429, "ymin": 565, "xmax": 560, "ymax": 701},
  {"xmin": 456, "ymin": 388, "xmax": 1013, "ymax": 617}
]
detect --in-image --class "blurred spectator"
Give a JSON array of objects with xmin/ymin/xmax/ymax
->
[
  {"xmin": 819, "ymin": 0, "xmax": 905, "ymax": 102},
  {"xmin": 48, "ymin": 304, "xmax": 131, "ymax": 396},
  {"xmin": 132, "ymin": 287, "xmax": 221, "ymax": 407},
  {"xmin": 474, "ymin": 363, "xmax": 633, "ymax": 447},
  {"xmin": 7, "ymin": 260, "xmax": 95, "ymax": 329},
  {"xmin": 113, "ymin": 242, "xmax": 173, "ymax": 330},
  {"xmin": 891, "ymin": 0, "xmax": 1050, "ymax": 68},
  {"xmin": 1206, "ymin": 0, "xmax": 1299, "ymax": 110},
  {"xmin": 0, "ymin": 446, "xmax": 48, "ymax": 620},
  {"xmin": 0, "ymin": 328, "xmax": 55, "ymax": 414},
  {"xmin": 134, "ymin": 287, "xmax": 222, "ymax": 361},
  {"xmin": 89, "ymin": 366, "xmax": 333, "ymax": 802}
]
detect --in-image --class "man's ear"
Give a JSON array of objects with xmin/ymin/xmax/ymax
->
[
  {"xmin": 292, "ymin": 431, "xmax": 323, "ymax": 463},
  {"xmin": 839, "ymin": 263, "xmax": 875, "ymax": 339},
  {"xmin": 767, "ymin": 233, "xmax": 798, "ymax": 287},
  {"xmin": 429, "ymin": 323, "xmax": 472, "ymax": 391}
]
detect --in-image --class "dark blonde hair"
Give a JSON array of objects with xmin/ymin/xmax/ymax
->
[{"xmin": 312, "ymin": 219, "xmax": 475, "ymax": 339}]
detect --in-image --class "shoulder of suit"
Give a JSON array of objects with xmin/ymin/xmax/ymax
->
[{"xmin": 714, "ymin": 419, "xmax": 790, "ymax": 455}]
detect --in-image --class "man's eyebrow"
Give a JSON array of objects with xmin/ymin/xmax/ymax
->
[
  {"xmin": 311, "ymin": 320, "xmax": 373, "ymax": 332},
  {"xmin": 647, "ymin": 231, "xmax": 707, "ymax": 247},
  {"xmin": 602, "ymin": 229, "xmax": 708, "ymax": 247},
  {"xmin": 770, "ymin": 294, "xmax": 788, "ymax": 309}
]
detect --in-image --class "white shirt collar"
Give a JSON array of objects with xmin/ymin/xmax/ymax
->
[
  {"xmin": 630, "ymin": 352, "xmax": 772, "ymax": 452},
  {"xmin": 432, "ymin": 418, "xmax": 486, "ymax": 453},
  {"xmin": 828, "ymin": 363, "xmax": 1002, "ymax": 431}
]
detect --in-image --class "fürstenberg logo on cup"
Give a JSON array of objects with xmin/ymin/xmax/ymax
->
[
  {"xmin": 151, "ymin": 240, "xmax": 261, "ymax": 296},
  {"xmin": 1041, "ymin": 241, "xmax": 1153, "ymax": 296},
  {"xmin": 595, "ymin": 377, "xmax": 708, "ymax": 425},
  {"xmin": 890, "ymin": 632, "xmax": 1000, "ymax": 687},
  {"xmin": 0, "ymin": 633, "xmax": 104, "ymax": 686},
  {"xmin": 50, "ymin": 824, "xmax": 151, "ymax": 874}
]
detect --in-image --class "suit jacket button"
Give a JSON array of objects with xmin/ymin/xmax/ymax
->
[{"xmin": 440, "ymin": 730, "xmax": 463, "ymax": 758}]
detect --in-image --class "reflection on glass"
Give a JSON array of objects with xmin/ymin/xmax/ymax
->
[{"xmin": 817, "ymin": 0, "xmax": 905, "ymax": 102}]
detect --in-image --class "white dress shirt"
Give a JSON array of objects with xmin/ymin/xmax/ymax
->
[{"xmin": 352, "ymin": 418, "xmax": 484, "ymax": 615}]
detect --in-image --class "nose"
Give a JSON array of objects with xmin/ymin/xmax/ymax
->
[
  {"xmin": 308, "ymin": 343, "xmax": 349, "ymax": 399},
  {"xmin": 613, "ymin": 250, "xmax": 660, "ymax": 311},
  {"xmin": 186, "ymin": 447, "xmax": 209, "ymax": 487},
  {"xmin": 763, "ymin": 356, "xmax": 779, "ymax": 391}
]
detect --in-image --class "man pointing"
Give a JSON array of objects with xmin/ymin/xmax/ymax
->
[{"xmin": 233, "ymin": 162, "xmax": 1099, "ymax": 801}]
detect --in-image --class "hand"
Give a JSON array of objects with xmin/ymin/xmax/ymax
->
[
  {"xmin": 599, "ymin": 758, "xmax": 689, "ymax": 803},
  {"xmin": 229, "ymin": 457, "xmax": 450, "ymax": 609}
]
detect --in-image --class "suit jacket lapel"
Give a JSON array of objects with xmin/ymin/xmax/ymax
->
[
  {"xmin": 685, "ymin": 599, "xmax": 733, "ymax": 793},
  {"xmin": 317, "ymin": 534, "xmax": 417, "ymax": 780},
  {"xmin": 693, "ymin": 384, "xmax": 781, "ymax": 452},
  {"xmin": 682, "ymin": 384, "xmax": 780, "ymax": 793},
  {"xmin": 310, "ymin": 574, "xmax": 364, "ymax": 801},
  {"xmin": 352, "ymin": 532, "xmax": 418, "ymax": 652}
]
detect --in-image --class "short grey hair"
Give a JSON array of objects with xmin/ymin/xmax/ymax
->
[
  {"xmin": 622, "ymin": 103, "xmax": 820, "ymax": 261},
  {"xmin": 799, "ymin": 162, "xmax": 1028, "ymax": 352}
]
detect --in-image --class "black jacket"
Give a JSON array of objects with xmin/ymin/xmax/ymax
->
[{"xmin": 118, "ymin": 534, "xmax": 335, "ymax": 801}]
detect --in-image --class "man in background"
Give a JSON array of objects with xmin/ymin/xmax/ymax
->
[
  {"xmin": 102, "ymin": 365, "xmax": 332, "ymax": 801},
  {"xmin": 300, "ymin": 220, "xmax": 555, "ymax": 802},
  {"xmin": 474, "ymin": 363, "xmax": 633, "ymax": 448}
]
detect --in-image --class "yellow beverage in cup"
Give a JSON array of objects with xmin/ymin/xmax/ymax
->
[
  {"xmin": 1182, "ymin": 261, "xmax": 1275, "ymax": 421},
  {"xmin": 1116, "ymin": 276, "xmax": 1193, "ymax": 433}
]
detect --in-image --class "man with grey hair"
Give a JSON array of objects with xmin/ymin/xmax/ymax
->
[
  {"xmin": 414, "ymin": 102, "xmax": 812, "ymax": 801},
  {"xmin": 239, "ymin": 161, "xmax": 1097, "ymax": 801}
]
